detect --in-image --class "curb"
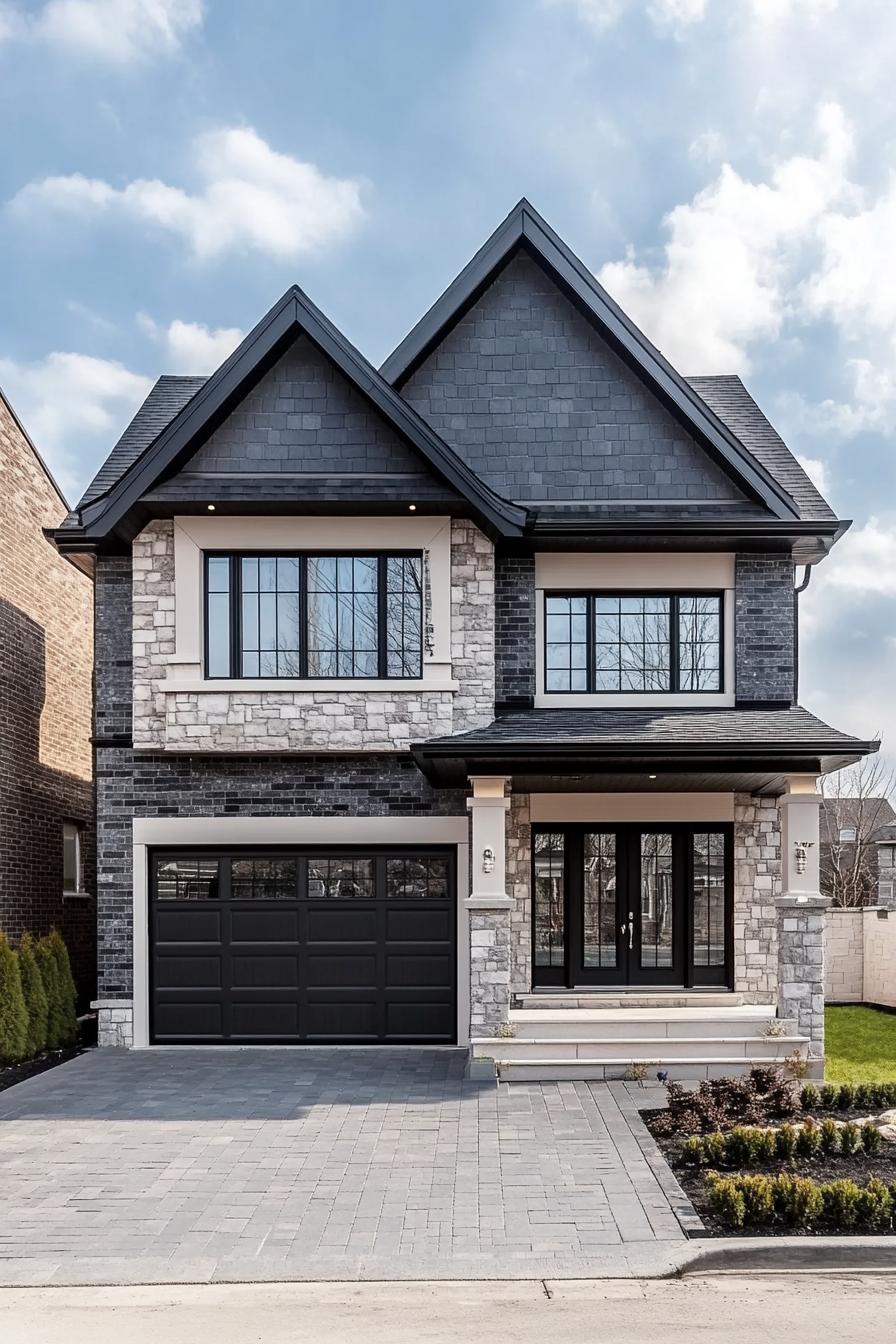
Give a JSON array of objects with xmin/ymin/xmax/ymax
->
[{"xmin": 680, "ymin": 1236, "xmax": 896, "ymax": 1275}]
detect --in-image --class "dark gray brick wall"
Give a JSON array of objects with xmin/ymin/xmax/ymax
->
[
  {"xmin": 95, "ymin": 554, "xmax": 132, "ymax": 742},
  {"xmin": 495, "ymin": 554, "xmax": 536, "ymax": 710},
  {"xmin": 401, "ymin": 251, "xmax": 747, "ymax": 504},
  {"xmin": 187, "ymin": 334, "xmax": 433, "ymax": 479},
  {"xmin": 735, "ymin": 553, "xmax": 795, "ymax": 705}
]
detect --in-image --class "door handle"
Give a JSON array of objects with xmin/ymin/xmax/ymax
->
[{"xmin": 620, "ymin": 915, "xmax": 634, "ymax": 950}]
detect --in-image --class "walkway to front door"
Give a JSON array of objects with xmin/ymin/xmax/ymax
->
[
  {"xmin": 0, "ymin": 1049, "xmax": 695, "ymax": 1282},
  {"xmin": 532, "ymin": 824, "xmax": 733, "ymax": 990}
]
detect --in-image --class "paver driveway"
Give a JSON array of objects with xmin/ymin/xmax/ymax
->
[{"xmin": 0, "ymin": 1049, "xmax": 695, "ymax": 1282}]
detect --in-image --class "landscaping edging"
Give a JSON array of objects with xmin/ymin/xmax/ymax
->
[{"xmin": 0, "ymin": 1046, "xmax": 85, "ymax": 1095}]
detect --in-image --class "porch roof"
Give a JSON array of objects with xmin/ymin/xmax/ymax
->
[{"xmin": 411, "ymin": 707, "xmax": 878, "ymax": 794}]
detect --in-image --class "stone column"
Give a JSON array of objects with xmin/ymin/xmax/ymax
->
[
  {"xmin": 777, "ymin": 780, "xmax": 827, "ymax": 1061},
  {"xmin": 466, "ymin": 777, "xmax": 512, "ymax": 1036}
]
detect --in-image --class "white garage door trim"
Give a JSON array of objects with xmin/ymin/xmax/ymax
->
[{"xmin": 131, "ymin": 816, "xmax": 471, "ymax": 1050}]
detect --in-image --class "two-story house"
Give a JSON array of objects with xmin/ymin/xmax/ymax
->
[{"xmin": 51, "ymin": 201, "xmax": 875, "ymax": 1076}]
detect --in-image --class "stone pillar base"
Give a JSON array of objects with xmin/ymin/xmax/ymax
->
[
  {"xmin": 467, "ymin": 906, "xmax": 511, "ymax": 1036},
  {"xmin": 92, "ymin": 1000, "xmax": 134, "ymax": 1048},
  {"xmin": 776, "ymin": 895, "xmax": 828, "ymax": 1059}
]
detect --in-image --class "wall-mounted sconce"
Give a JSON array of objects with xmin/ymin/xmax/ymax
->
[
  {"xmin": 794, "ymin": 840, "xmax": 815, "ymax": 874},
  {"xmin": 482, "ymin": 847, "xmax": 495, "ymax": 874}
]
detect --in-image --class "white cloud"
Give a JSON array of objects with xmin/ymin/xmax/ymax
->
[
  {"xmin": 549, "ymin": 0, "xmax": 707, "ymax": 30},
  {"xmin": 139, "ymin": 315, "xmax": 244, "ymax": 373},
  {"xmin": 813, "ymin": 518, "xmax": 896, "ymax": 597},
  {"xmin": 688, "ymin": 129, "xmax": 725, "ymax": 163},
  {"xmin": 11, "ymin": 126, "xmax": 365, "ymax": 261},
  {"xmin": 596, "ymin": 103, "xmax": 854, "ymax": 373},
  {"xmin": 0, "ymin": 351, "xmax": 151, "ymax": 495},
  {"xmin": 0, "ymin": 0, "xmax": 202, "ymax": 62}
]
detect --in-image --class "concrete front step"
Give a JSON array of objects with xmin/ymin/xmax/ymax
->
[
  {"xmin": 514, "ymin": 991, "xmax": 744, "ymax": 1010},
  {"xmin": 508, "ymin": 1006, "xmax": 785, "ymax": 1040},
  {"xmin": 492, "ymin": 1056, "xmax": 812, "ymax": 1083},
  {"xmin": 471, "ymin": 1035, "xmax": 806, "ymax": 1063}
]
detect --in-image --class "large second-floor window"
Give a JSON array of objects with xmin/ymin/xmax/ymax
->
[
  {"xmin": 205, "ymin": 552, "xmax": 423, "ymax": 679},
  {"xmin": 544, "ymin": 591, "xmax": 722, "ymax": 694}
]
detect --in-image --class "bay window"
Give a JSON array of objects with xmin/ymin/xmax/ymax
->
[{"xmin": 205, "ymin": 551, "xmax": 423, "ymax": 679}]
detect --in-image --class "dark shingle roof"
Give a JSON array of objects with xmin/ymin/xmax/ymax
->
[
  {"xmin": 421, "ymin": 707, "xmax": 868, "ymax": 752},
  {"xmin": 687, "ymin": 375, "xmax": 836, "ymax": 524},
  {"xmin": 78, "ymin": 376, "xmax": 207, "ymax": 510},
  {"xmin": 66, "ymin": 368, "xmax": 835, "ymax": 528}
]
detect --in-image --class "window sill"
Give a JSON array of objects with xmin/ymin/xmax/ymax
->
[
  {"xmin": 62, "ymin": 890, "xmax": 92, "ymax": 902},
  {"xmin": 163, "ymin": 678, "xmax": 460, "ymax": 694}
]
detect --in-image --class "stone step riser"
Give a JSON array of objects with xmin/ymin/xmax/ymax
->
[
  {"xmin": 473, "ymin": 1036, "xmax": 805, "ymax": 1063},
  {"xmin": 496, "ymin": 1057, "xmax": 820, "ymax": 1083},
  {"xmin": 506, "ymin": 1017, "xmax": 787, "ymax": 1041}
]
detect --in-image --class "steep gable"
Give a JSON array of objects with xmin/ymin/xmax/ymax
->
[{"xmin": 401, "ymin": 250, "xmax": 749, "ymax": 506}]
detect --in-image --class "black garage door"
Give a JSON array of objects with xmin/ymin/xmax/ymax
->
[{"xmin": 150, "ymin": 848, "xmax": 456, "ymax": 1044}]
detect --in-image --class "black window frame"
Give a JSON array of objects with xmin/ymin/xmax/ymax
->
[
  {"xmin": 543, "ymin": 589, "xmax": 724, "ymax": 695},
  {"xmin": 204, "ymin": 550, "xmax": 424, "ymax": 681}
]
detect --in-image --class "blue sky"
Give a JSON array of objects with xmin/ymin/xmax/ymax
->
[{"xmin": 1, "ymin": 0, "xmax": 894, "ymax": 764}]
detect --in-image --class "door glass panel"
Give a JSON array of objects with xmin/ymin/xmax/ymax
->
[
  {"xmin": 533, "ymin": 832, "xmax": 565, "ymax": 967},
  {"xmin": 307, "ymin": 857, "xmax": 374, "ymax": 899},
  {"xmin": 386, "ymin": 855, "xmax": 450, "ymax": 898},
  {"xmin": 640, "ymin": 833, "xmax": 673, "ymax": 968},
  {"xmin": 692, "ymin": 832, "xmax": 726, "ymax": 966},
  {"xmin": 230, "ymin": 857, "xmax": 296, "ymax": 900},
  {"xmin": 583, "ymin": 832, "xmax": 617, "ymax": 967}
]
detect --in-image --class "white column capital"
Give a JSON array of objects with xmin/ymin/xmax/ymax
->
[
  {"xmin": 778, "ymin": 786, "xmax": 822, "ymax": 900},
  {"xmin": 467, "ymin": 778, "xmax": 511, "ymax": 905}
]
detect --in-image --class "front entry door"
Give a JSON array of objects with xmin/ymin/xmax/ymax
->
[{"xmin": 532, "ymin": 824, "xmax": 731, "ymax": 990}]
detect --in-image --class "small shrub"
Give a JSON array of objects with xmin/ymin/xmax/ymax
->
[
  {"xmin": 0, "ymin": 934, "xmax": 28, "ymax": 1065},
  {"xmin": 819, "ymin": 1118, "xmax": 841, "ymax": 1155},
  {"xmin": 795, "ymin": 1121, "xmax": 822, "ymax": 1159},
  {"xmin": 748, "ymin": 1067, "xmax": 798, "ymax": 1118},
  {"xmin": 707, "ymin": 1174, "xmax": 746, "ymax": 1229},
  {"xmin": 800, "ymin": 1083, "xmax": 821, "ymax": 1111},
  {"xmin": 837, "ymin": 1083, "xmax": 857, "ymax": 1111},
  {"xmin": 725, "ymin": 1127, "xmax": 754, "ymax": 1166},
  {"xmin": 703, "ymin": 1131, "xmax": 728, "ymax": 1167},
  {"xmin": 655, "ymin": 1070, "xmax": 797, "ymax": 1135},
  {"xmin": 821, "ymin": 1179, "xmax": 862, "ymax": 1230},
  {"xmin": 749, "ymin": 1128, "xmax": 778, "ymax": 1165},
  {"xmin": 861, "ymin": 1122, "xmax": 883, "ymax": 1156},
  {"xmin": 35, "ymin": 938, "xmax": 64, "ymax": 1049},
  {"xmin": 776, "ymin": 1123, "xmax": 798, "ymax": 1160},
  {"xmin": 739, "ymin": 1174, "xmax": 775, "ymax": 1225},
  {"xmin": 871, "ymin": 1083, "xmax": 892, "ymax": 1110},
  {"xmin": 17, "ymin": 932, "xmax": 48, "ymax": 1058},
  {"xmin": 48, "ymin": 930, "xmax": 77, "ymax": 1043},
  {"xmin": 853, "ymin": 1083, "xmax": 875, "ymax": 1110},
  {"xmin": 840, "ymin": 1121, "xmax": 861, "ymax": 1156},
  {"xmin": 856, "ymin": 1178, "xmax": 892, "ymax": 1233},
  {"xmin": 774, "ymin": 1173, "xmax": 823, "ymax": 1229},
  {"xmin": 681, "ymin": 1135, "xmax": 706, "ymax": 1166},
  {"xmin": 819, "ymin": 1083, "xmax": 840, "ymax": 1110}
]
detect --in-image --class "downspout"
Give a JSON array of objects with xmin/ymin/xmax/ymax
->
[{"xmin": 793, "ymin": 565, "xmax": 812, "ymax": 703}]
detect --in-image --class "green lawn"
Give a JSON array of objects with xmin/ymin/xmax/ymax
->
[{"xmin": 825, "ymin": 1005, "xmax": 896, "ymax": 1083}]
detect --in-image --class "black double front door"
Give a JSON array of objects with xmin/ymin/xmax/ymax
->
[{"xmin": 532, "ymin": 824, "xmax": 732, "ymax": 989}]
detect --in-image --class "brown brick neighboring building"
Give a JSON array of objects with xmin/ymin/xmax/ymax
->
[{"xmin": 0, "ymin": 388, "xmax": 95, "ymax": 1006}]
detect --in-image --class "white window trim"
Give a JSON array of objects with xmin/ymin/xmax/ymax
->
[
  {"xmin": 167, "ymin": 515, "xmax": 454, "ymax": 691},
  {"xmin": 533, "ymin": 551, "xmax": 736, "ymax": 709},
  {"xmin": 131, "ymin": 815, "xmax": 471, "ymax": 1051}
]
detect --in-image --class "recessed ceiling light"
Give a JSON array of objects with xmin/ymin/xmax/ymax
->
[
  {"xmin": 409, "ymin": 504, "xmax": 417, "ymax": 511},
  {"xmin": 648, "ymin": 774, "xmax": 657, "ymax": 780},
  {"xmin": 207, "ymin": 504, "xmax": 216, "ymax": 512}
]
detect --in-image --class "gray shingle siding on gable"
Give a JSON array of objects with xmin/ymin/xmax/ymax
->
[
  {"xmin": 735, "ymin": 554, "xmax": 795, "ymax": 705},
  {"xmin": 188, "ymin": 335, "xmax": 435, "ymax": 480},
  {"xmin": 400, "ymin": 251, "xmax": 748, "ymax": 505}
]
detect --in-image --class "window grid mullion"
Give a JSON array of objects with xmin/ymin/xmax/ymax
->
[
  {"xmin": 670, "ymin": 595, "xmax": 680, "ymax": 693},
  {"xmin": 377, "ymin": 555, "xmax": 387, "ymax": 679}
]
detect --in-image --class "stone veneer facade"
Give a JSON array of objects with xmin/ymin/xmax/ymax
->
[{"xmin": 132, "ymin": 518, "xmax": 495, "ymax": 751}]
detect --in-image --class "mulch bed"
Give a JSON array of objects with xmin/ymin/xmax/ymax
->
[
  {"xmin": 0, "ymin": 1046, "xmax": 86, "ymax": 1096},
  {"xmin": 642, "ymin": 1107, "xmax": 896, "ymax": 1237}
]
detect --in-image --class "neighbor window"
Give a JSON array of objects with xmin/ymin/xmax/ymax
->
[
  {"xmin": 879, "ymin": 845, "xmax": 896, "ymax": 868},
  {"xmin": 62, "ymin": 822, "xmax": 82, "ymax": 894},
  {"xmin": 839, "ymin": 827, "xmax": 857, "ymax": 843},
  {"xmin": 544, "ymin": 591, "xmax": 722, "ymax": 693},
  {"xmin": 205, "ymin": 552, "xmax": 423, "ymax": 679}
]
